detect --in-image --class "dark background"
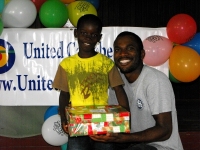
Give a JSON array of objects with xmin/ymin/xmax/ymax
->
[
  {"xmin": 30, "ymin": 0, "xmax": 200, "ymax": 131},
  {"xmin": 98, "ymin": 0, "xmax": 200, "ymax": 132}
]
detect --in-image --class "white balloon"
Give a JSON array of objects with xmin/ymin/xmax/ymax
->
[
  {"xmin": 63, "ymin": 19, "xmax": 74, "ymax": 28},
  {"xmin": 41, "ymin": 114, "xmax": 68, "ymax": 146},
  {"xmin": 2, "ymin": 0, "xmax": 37, "ymax": 28}
]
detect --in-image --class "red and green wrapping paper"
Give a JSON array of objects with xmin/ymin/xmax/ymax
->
[{"xmin": 65, "ymin": 105, "xmax": 130, "ymax": 137}]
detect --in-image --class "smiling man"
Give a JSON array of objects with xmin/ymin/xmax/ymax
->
[{"xmin": 90, "ymin": 31, "xmax": 183, "ymax": 150}]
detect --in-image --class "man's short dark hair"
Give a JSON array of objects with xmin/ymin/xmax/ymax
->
[{"xmin": 115, "ymin": 31, "xmax": 144, "ymax": 51}]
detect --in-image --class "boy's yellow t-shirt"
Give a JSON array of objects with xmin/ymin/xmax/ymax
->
[{"xmin": 53, "ymin": 53, "xmax": 124, "ymax": 106}]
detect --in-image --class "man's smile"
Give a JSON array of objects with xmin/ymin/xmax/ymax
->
[
  {"xmin": 84, "ymin": 42, "xmax": 90, "ymax": 46},
  {"xmin": 119, "ymin": 58, "xmax": 131, "ymax": 65}
]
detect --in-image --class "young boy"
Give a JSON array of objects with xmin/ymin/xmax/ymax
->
[{"xmin": 52, "ymin": 14, "xmax": 129, "ymax": 150}]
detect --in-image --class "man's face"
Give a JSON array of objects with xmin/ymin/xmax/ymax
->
[
  {"xmin": 114, "ymin": 35, "xmax": 144, "ymax": 74},
  {"xmin": 74, "ymin": 22, "xmax": 102, "ymax": 53}
]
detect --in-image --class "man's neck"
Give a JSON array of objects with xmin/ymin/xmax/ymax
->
[{"xmin": 124, "ymin": 65, "xmax": 143, "ymax": 83}]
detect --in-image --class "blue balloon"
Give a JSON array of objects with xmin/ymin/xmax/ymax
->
[
  {"xmin": 183, "ymin": 33, "xmax": 200, "ymax": 55},
  {"xmin": 86, "ymin": 0, "xmax": 99, "ymax": 9},
  {"xmin": 44, "ymin": 106, "xmax": 59, "ymax": 121},
  {"xmin": 61, "ymin": 143, "xmax": 68, "ymax": 150}
]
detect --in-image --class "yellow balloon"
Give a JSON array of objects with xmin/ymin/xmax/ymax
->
[
  {"xmin": 67, "ymin": 1, "xmax": 97, "ymax": 27},
  {"xmin": 169, "ymin": 45, "xmax": 200, "ymax": 82}
]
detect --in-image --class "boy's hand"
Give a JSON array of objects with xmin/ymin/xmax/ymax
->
[{"xmin": 61, "ymin": 120, "xmax": 69, "ymax": 134}]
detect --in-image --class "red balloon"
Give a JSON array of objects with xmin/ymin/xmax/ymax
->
[
  {"xmin": 166, "ymin": 14, "xmax": 197, "ymax": 44},
  {"xmin": 31, "ymin": 0, "xmax": 46, "ymax": 12}
]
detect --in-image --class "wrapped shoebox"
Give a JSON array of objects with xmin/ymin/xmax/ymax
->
[{"xmin": 65, "ymin": 105, "xmax": 130, "ymax": 137}]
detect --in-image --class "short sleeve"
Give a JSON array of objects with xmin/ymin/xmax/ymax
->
[
  {"xmin": 147, "ymin": 76, "xmax": 173, "ymax": 115},
  {"xmin": 108, "ymin": 87, "xmax": 118, "ymax": 105},
  {"xmin": 52, "ymin": 65, "xmax": 69, "ymax": 92},
  {"xmin": 108, "ymin": 65, "xmax": 124, "ymax": 87}
]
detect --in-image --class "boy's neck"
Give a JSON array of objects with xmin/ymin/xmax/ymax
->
[{"xmin": 78, "ymin": 51, "xmax": 98, "ymax": 58}]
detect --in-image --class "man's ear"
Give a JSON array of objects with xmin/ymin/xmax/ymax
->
[
  {"xmin": 141, "ymin": 49, "xmax": 145, "ymax": 60},
  {"xmin": 74, "ymin": 29, "xmax": 77, "ymax": 38}
]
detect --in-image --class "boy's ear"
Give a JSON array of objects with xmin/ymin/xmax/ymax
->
[
  {"xmin": 74, "ymin": 29, "xmax": 77, "ymax": 38},
  {"xmin": 98, "ymin": 34, "xmax": 102, "ymax": 42}
]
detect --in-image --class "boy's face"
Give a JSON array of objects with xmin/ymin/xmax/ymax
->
[{"xmin": 74, "ymin": 22, "xmax": 102, "ymax": 53}]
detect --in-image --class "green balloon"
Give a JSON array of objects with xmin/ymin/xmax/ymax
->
[
  {"xmin": 0, "ymin": 18, "xmax": 3, "ymax": 35},
  {"xmin": 39, "ymin": 0, "xmax": 69, "ymax": 28},
  {"xmin": 169, "ymin": 70, "xmax": 181, "ymax": 83}
]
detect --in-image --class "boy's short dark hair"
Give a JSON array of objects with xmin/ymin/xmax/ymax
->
[{"xmin": 77, "ymin": 14, "xmax": 103, "ymax": 32}]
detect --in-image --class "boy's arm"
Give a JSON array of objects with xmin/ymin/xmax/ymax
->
[
  {"xmin": 59, "ymin": 90, "xmax": 70, "ymax": 133},
  {"xmin": 112, "ymin": 85, "xmax": 129, "ymax": 111}
]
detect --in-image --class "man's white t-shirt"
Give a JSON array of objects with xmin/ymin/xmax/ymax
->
[{"xmin": 109, "ymin": 65, "xmax": 183, "ymax": 150}]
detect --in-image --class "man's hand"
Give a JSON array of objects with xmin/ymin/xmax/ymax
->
[{"xmin": 89, "ymin": 133, "xmax": 122, "ymax": 143}]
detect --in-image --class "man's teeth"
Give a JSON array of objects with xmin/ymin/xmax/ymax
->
[
  {"xmin": 84, "ymin": 43, "xmax": 90, "ymax": 45},
  {"xmin": 120, "ymin": 60, "xmax": 130, "ymax": 63}
]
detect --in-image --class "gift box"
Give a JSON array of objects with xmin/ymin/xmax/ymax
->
[{"xmin": 65, "ymin": 105, "xmax": 130, "ymax": 137}]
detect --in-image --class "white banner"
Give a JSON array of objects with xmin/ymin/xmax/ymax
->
[{"xmin": 0, "ymin": 27, "xmax": 168, "ymax": 106}]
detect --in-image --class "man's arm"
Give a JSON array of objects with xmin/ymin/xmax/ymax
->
[
  {"xmin": 90, "ymin": 112, "xmax": 172, "ymax": 143},
  {"xmin": 113, "ymin": 85, "xmax": 129, "ymax": 111},
  {"xmin": 59, "ymin": 90, "xmax": 70, "ymax": 133}
]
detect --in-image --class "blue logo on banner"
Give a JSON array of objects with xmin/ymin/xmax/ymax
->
[{"xmin": 0, "ymin": 39, "xmax": 15, "ymax": 74}]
